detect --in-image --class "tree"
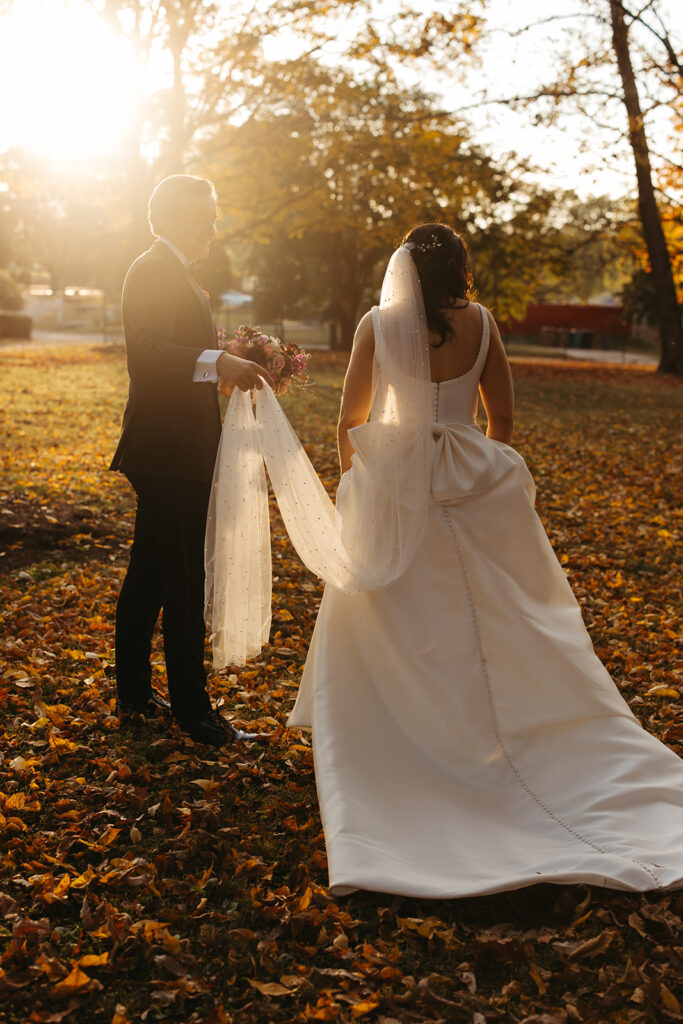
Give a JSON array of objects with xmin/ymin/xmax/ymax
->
[
  {"xmin": 608, "ymin": 0, "xmax": 682, "ymax": 372},
  {"xmin": 0, "ymin": 269, "xmax": 23, "ymax": 310},
  {"xmin": 205, "ymin": 60, "xmax": 513, "ymax": 347},
  {"xmin": 462, "ymin": 0, "xmax": 683, "ymax": 372},
  {"xmin": 0, "ymin": 148, "xmax": 135, "ymax": 298}
]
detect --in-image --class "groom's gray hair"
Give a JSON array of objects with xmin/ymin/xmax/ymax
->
[{"xmin": 148, "ymin": 175, "xmax": 217, "ymax": 236}]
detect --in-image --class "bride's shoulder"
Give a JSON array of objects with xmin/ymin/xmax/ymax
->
[
  {"xmin": 353, "ymin": 310, "xmax": 375, "ymax": 351},
  {"xmin": 470, "ymin": 302, "xmax": 501, "ymax": 339}
]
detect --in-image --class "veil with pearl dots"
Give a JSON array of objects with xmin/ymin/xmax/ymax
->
[{"xmin": 205, "ymin": 245, "xmax": 433, "ymax": 669}]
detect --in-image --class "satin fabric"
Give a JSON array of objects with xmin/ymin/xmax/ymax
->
[{"xmin": 288, "ymin": 319, "xmax": 683, "ymax": 898}]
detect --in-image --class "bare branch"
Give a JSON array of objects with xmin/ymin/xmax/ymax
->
[
  {"xmin": 617, "ymin": 0, "xmax": 683, "ymax": 79},
  {"xmin": 502, "ymin": 12, "xmax": 606, "ymax": 38}
]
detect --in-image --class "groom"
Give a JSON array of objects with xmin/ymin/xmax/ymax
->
[{"xmin": 110, "ymin": 174, "xmax": 272, "ymax": 747}]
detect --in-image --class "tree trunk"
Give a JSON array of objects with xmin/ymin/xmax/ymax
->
[
  {"xmin": 166, "ymin": 43, "xmax": 187, "ymax": 173},
  {"xmin": 339, "ymin": 310, "xmax": 357, "ymax": 351},
  {"xmin": 609, "ymin": 0, "xmax": 683, "ymax": 375},
  {"xmin": 164, "ymin": 9, "xmax": 189, "ymax": 175},
  {"xmin": 328, "ymin": 248, "xmax": 366, "ymax": 351},
  {"xmin": 328, "ymin": 320, "xmax": 339, "ymax": 350}
]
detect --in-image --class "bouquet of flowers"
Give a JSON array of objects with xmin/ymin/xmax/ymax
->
[{"xmin": 216, "ymin": 324, "xmax": 310, "ymax": 396}]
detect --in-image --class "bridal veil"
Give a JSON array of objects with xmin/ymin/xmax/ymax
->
[{"xmin": 204, "ymin": 245, "xmax": 434, "ymax": 668}]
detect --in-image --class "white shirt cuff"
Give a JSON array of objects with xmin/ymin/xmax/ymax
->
[{"xmin": 193, "ymin": 349, "xmax": 221, "ymax": 383}]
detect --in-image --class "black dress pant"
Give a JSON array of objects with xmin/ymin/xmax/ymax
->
[{"xmin": 115, "ymin": 473, "xmax": 213, "ymax": 724}]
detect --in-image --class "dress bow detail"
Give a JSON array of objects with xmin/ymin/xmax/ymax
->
[{"xmin": 430, "ymin": 421, "xmax": 534, "ymax": 506}]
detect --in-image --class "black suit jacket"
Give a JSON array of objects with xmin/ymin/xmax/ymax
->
[{"xmin": 110, "ymin": 240, "xmax": 221, "ymax": 483}]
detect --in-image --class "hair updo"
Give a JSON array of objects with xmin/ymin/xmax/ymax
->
[{"xmin": 401, "ymin": 223, "xmax": 473, "ymax": 347}]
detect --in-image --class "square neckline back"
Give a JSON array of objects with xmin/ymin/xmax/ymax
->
[{"xmin": 430, "ymin": 303, "xmax": 488, "ymax": 385}]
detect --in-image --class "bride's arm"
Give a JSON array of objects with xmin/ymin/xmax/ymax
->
[
  {"xmin": 479, "ymin": 309, "xmax": 514, "ymax": 444},
  {"xmin": 337, "ymin": 311, "xmax": 375, "ymax": 474}
]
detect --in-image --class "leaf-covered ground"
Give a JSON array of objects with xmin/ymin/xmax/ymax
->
[{"xmin": 0, "ymin": 346, "xmax": 682, "ymax": 1024}]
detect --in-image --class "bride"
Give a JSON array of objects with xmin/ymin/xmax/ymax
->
[{"xmin": 205, "ymin": 223, "xmax": 683, "ymax": 898}]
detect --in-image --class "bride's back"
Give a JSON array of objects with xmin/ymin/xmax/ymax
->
[{"xmin": 428, "ymin": 303, "xmax": 486, "ymax": 383}]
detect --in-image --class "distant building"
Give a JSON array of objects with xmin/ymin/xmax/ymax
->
[{"xmin": 502, "ymin": 303, "xmax": 630, "ymax": 349}]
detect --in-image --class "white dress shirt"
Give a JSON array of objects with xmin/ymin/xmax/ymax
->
[{"xmin": 157, "ymin": 237, "xmax": 221, "ymax": 384}]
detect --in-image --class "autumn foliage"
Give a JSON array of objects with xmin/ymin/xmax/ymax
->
[{"xmin": 0, "ymin": 346, "xmax": 682, "ymax": 1023}]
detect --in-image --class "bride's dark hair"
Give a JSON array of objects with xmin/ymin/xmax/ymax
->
[{"xmin": 401, "ymin": 223, "xmax": 473, "ymax": 347}]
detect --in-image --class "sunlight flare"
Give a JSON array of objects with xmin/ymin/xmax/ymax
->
[{"xmin": 0, "ymin": 0, "xmax": 138, "ymax": 162}]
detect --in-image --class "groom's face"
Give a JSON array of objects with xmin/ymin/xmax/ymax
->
[{"xmin": 167, "ymin": 193, "xmax": 217, "ymax": 263}]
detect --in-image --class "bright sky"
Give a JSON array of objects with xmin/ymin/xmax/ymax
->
[
  {"xmin": 0, "ymin": 0, "xmax": 680, "ymax": 196},
  {"xmin": 405, "ymin": 0, "xmax": 682, "ymax": 198},
  {"xmin": 0, "ymin": 0, "xmax": 138, "ymax": 161}
]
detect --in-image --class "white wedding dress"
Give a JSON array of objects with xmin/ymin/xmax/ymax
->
[{"xmin": 287, "ymin": 305, "xmax": 683, "ymax": 898}]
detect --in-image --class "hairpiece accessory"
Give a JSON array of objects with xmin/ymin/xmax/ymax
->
[{"xmin": 404, "ymin": 234, "xmax": 442, "ymax": 254}]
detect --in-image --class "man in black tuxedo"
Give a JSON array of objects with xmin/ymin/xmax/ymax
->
[{"xmin": 110, "ymin": 174, "xmax": 271, "ymax": 747}]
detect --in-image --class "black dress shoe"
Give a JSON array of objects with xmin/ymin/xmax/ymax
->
[
  {"xmin": 117, "ymin": 689, "xmax": 172, "ymax": 719},
  {"xmin": 177, "ymin": 709, "xmax": 232, "ymax": 747},
  {"xmin": 178, "ymin": 710, "xmax": 264, "ymax": 746}
]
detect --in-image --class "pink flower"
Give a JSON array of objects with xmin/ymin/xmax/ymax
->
[{"xmin": 216, "ymin": 323, "xmax": 309, "ymax": 393}]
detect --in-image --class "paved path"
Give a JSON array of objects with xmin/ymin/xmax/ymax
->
[
  {"xmin": 510, "ymin": 347, "xmax": 657, "ymax": 367},
  {"xmin": 0, "ymin": 329, "xmax": 658, "ymax": 366},
  {"xmin": 0, "ymin": 329, "xmax": 123, "ymax": 351},
  {"xmin": 556, "ymin": 346, "xmax": 656, "ymax": 366}
]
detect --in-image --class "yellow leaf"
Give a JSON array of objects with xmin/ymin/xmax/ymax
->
[
  {"xmin": 646, "ymin": 685, "xmax": 680, "ymax": 699},
  {"xmin": 49, "ymin": 733, "xmax": 79, "ymax": 753},
  {"xmin": 351, "ymin": 1001, "xmax": 379, "ymax": 1017},
  {"xmin": 248, "ymin": 978, "xmax": 295, "ymax": 996},
  {"xmin": 306, "ymin": 1003, "xmax": 339, "ymax": 1021},
  {"xmin": 52, "ymin": 965, "xmax": 92, "ymax": 996},
  {"xmin": 45, "ymin": 873, "xmax": 71, "ymax": 902},
  {"xmin": 396, "ymin": 914, "xmax": 444, "ymax": 938},
  {"xmin": 661, "ymin": 983, "xmax": 681, "ymax": 1014},
  {"xmin": 131, "ymin": 920, "xmax": 171, "ymax": 941},
  {"xmin": 298, "ymin": 885, "xmax": 312, "ymax": 910},
  {"xmin": 99, "ymin": 826, "xmax": 120, "ymax": 846},
  {"xmin": 78, "ymin": 952, "xmax": 109, "ymax": 968},
  {"xmin": 529, "ymin": 963, "xmax": 546, "ymax": 995},
  {"xmin": 191, "ymin": 778, "xmax": 219, "ymax": 792},
  {"xmin": 197, "ymin": 863, "xmax": 214, "ymax": 888},
  {"xmin": 34, "ymin": 953, "xmax": 66, "ymax": 980}
]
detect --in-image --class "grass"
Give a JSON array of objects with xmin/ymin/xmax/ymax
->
[{"xmin": 0, "ymin": 345, "xmax": 681, "ymax": 1024}]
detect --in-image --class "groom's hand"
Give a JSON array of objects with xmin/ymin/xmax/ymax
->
[{"xmin": 217, "ymin": 352, "xmax": 274, "ymax": 392}]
